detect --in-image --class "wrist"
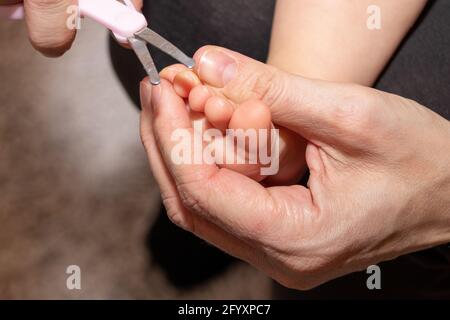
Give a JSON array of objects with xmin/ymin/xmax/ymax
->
[{"xmin": 415, "ymin": 117, "xmax": 450, "ymax": 249}]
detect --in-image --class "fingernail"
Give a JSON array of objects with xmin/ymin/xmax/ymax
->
[
  {"xmin": 140, "ymin": 80, "xmax": 152, "ymax": 110},
  {"xmin": 152, "ymin": 83, "xmax": 162, "ymax": 109},
  {"xmin": 198, "ymin": 50, "xmax": 237, "ymax": 87}
]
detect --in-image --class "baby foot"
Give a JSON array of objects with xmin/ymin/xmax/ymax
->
[{"xmin": 160, "ymin": 62, "xmax": 306, "ymax": 185}]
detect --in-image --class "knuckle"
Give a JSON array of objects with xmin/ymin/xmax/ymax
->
[
  {"xmin": 140, "ymin": 134, "xmax": 151, "ymax": 153},
  {"xmin": 227, "ymin": 63, "xmax": 285, "ymax": 105},
  {"xmin": 178, "ymin": 187, "xmax": 202, "ymax": 213},
  {"xmin": 139, "ymin": 126, "xmax": 154, "ymax": 155},
  {"xmin": 161, "ymin": 195, "xmax": 180, "ymax": 220},
  {"xmin": 250, "ymin": 66, "xmax": 278, "ymax": 100},
  {"xmin": 175, "ymin": 172, "xmax": 213, "ymax": 215},
  {"xmin": 161, "ymin": 195, "xmax": 193, "ymax": 232},
  {"xmin": 334, "ymin": 85, "xmax": 380, "ymax": 137},
  {"xmin": 26, "ymin": 0, "xmax": 76, "ymax": 56},
  {"xmin": 258, "ymin": 69, "xmax": 290, "ymax": 110},
  {"xmin": 269, "ymin": 241, "xmax": 338, "ymax": 291}
]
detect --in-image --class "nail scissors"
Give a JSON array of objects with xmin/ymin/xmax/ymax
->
[
  {"xmin": 79, "ymin": 0, "xmax": 195, "ymax": 85},
  {"xmin": 0, "ymin": 0, "xmax": 194, "ymax": 85}
]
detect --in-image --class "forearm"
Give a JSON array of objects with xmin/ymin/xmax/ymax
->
[{"xmin": 267, "ymin": 0, "xmax": 427, "ymax": 86}]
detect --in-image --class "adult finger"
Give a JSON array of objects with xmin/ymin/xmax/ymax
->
[{"xmin": 24, "ymin": 0, "xmax": 77, "ymax": 57}]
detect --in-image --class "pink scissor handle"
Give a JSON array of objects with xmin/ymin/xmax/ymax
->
[{"xmin": 78, "ymin": 0, "xmax": 147, "ymax": 42}]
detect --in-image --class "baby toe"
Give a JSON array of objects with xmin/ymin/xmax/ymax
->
[
  {"xmin": 204, "ymin": 96, "xmax": 234, "ymax": 132},
  {"xmin": 173, "ymin": 70, "xmax": 201, "ymax": 98},
  {"xmin": 160, "ymin": 64, "xmax": 189, "ymax": 83},
  {"xmin": 188, "ymin": 85, "xmax": 211, "ymax": 113}
]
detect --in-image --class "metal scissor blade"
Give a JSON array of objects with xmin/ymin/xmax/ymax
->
[
  {"xmin": 128, "ymin": 37, "xmax": 160, "ymax": 85},
  {"xmin": 135, "ymin": 28, "xmax": 195, "ymax": 69}
]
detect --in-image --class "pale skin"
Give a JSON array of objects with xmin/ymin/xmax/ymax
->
[{"xmin": 268, "ymin": 0, "xmax": 428, "ymax": 85}]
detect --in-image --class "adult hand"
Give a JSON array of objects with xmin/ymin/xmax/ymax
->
[
  {"xmin": 140, "ymin": 46, "xmax": 450, "ymax": 289},
  {"xmin": 4, "ymin": 0, "xmax": 143, "ymax": 57}
]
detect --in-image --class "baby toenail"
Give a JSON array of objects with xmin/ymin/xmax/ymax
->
[{"xmin": 199, "ymin": 50, "xmax": 237, "ymax": 87}]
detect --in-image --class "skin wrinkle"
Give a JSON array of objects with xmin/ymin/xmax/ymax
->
[
  {"xmin": 162, "ymin": 194, "xmax": 193, "ymax": 231},
  {"xmin": 264, "ymin": 199, "xmax": 337, "ymax": 272},
  {"xmin": 25, "ymin": 0, "xmax": 76, "ymax": 55}
]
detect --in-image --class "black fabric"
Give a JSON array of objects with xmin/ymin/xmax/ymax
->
[
  {"xmin": 109, "ymin": 0, "xmax": 450, "ymax": 298},
  {"xmin": 376, "ymin": 0, "xmax": 450, "ymax": 120}
]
